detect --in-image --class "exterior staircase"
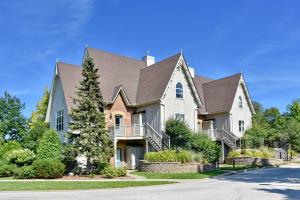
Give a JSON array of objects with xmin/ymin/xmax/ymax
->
[
  {"xmin": 144, "ymin": 123, "xmax": 170, "ymax": 151},
  {"xmin": 214, "ymin": 129, "xmax": 239, "ymax": 150}
]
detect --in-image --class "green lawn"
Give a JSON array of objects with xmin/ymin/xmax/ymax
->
[
  {"xmin": 0, "ymin": 181, "xmax": 175, "ymax": 191},
  {"xmin": 132, "ymin": 170, "xmax": 224, "ymax": 179},
  {"xmin": 219, "ymin": 164, "xmax": 263, "ymax": 171}
]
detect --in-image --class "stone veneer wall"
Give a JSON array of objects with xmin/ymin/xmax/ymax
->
[
  {"xmin": 225, "ymin": 157, "xmax": 283, "ymax": 166},
  {"xmin": 139, "ymin": 160, "xmax": 216, "ymax": 173}
]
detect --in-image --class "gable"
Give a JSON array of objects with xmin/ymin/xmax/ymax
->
[
  {"xmin": 161, "ymin": 55, "xmax": 202, "ymax": 107},
  {"xmin": 230, "ymin": 77, "xmax": 255, "ymax": 114}
]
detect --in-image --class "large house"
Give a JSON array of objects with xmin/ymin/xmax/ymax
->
[{"xmin": 45, "ymin": 47, "xmax": 255, "ymax": 169}]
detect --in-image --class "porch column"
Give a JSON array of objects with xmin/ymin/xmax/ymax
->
[
  {"xmin": 145, "ymin": 140, "xmax": 149, "ymax": 153},
  {"xmin": 221, "ymin": 140, "xmax": 225, "ymax": 163},
  {"xmin": 113, "ymin": 138, "xmax": 117, "ymax": 166}
]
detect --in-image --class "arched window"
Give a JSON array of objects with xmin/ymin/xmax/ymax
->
[
  {"xmin": 176, "ymin": 82, "xmax": 183, "ymax": 99},
  {"xmin": 238, "ymin": 96, "xmax": 243, "ymax": 108}
]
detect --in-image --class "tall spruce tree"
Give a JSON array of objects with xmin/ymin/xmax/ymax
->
[{"xmin": 68, "ymin": 56, "xmax": 113, "ymax": 172}]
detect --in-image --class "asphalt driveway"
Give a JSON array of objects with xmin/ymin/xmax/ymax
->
[{"xmin": 1, "ymin": 164, "xmax": 300, "ymax": 200}]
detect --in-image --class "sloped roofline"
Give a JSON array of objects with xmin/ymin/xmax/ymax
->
[
  {"xmin": 160, "ymin": 53, "xmax": 203, "ymax": 108},
  {"xmin": 230, "ymin": 74, "xmax": 255, "ymax": 114}
]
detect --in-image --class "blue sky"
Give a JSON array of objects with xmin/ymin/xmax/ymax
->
[{"xmin": 0, "ymin": 0, "xmax": 300, "ymax": 117}]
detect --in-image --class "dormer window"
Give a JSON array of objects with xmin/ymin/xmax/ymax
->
[
  {"xmin": 238, "ymin": 96, "xmax": 243, "ymax": 108},
  {"xmin": 176, "ymin": 82, "xmax": 183, "ymax": 99}
]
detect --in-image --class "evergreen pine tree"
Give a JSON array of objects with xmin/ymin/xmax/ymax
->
[{"xmin": 68, "ymin": 55, "xmax": 113, "ymax": 172}]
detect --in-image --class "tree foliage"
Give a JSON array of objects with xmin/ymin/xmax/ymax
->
[
  {"xmin": 23, "ymin": 88, "xmax": 50, "ymax": 152},
  {"xmin": 68, "ymin": 56, "xmax": 114, "ymax": 172},
  {"xmin": 37, "ymin": 129, "xmax": 62, "ymax": 160},
  {"xmin": 0, "ymin": 92, "xmax": 27, "ymax": 141},
  {"xmin": 244, "ymin": 99, "xmax": 300, "ymax": 152}
]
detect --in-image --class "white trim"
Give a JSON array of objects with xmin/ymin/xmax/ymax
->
[
  {"xmin": 160, "ymin": 54, "xmax": 202, "ymax": 108},
  {"xmin": 45, "ymin": 63, "xmax": 59, "ymax": 122},
  {"xmin": 110, "ymin": 86, "xmax": 131, "ymax": 106}
]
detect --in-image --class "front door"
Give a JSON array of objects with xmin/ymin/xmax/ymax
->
[
  {"xmin": 116, "ymin": 148, "xmax": 122, "ymax": 167},
  {"xmin": 115, "ymin": 115, "xmax": 124, "ymax": 136}
]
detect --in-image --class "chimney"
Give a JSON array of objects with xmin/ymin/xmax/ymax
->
[
  {"xmin": 142, "ymin": 50, "xmax": 155, "ymax": 66},
  {"xmin": 188, "ymin": 67, "xmax": 195, "ymax": 78}
]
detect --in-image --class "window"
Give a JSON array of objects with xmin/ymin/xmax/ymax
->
[
  {"xmin": 175, "ymin": 113, "xmax": 185, "ymax": 121},
  {"xmin": 239, "ymin": 120, "xmax": 244, "ymax": 132},
  {"xmin": 238, "ymin": 96, "xmax": 243, "ymax": 108},
  {"xmin": 176, "ymin": 82, "xmax": 183, "ymax": 99},
  {"xmin": 56, "ymin": 110, "xmax": 64, "ymax": 131}
]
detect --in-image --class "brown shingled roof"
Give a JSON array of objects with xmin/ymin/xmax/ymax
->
[
  {"xmin": 55, "ymin": 47, "xmax": 245, "ymax": 115},
  {"xmin": 87, "ymin": 48, "xmax": 146, "ymax": 104},
  {"xmin": 56, "ymin": 62, "xmax": 82, "ymax": 113},
  {"xmin": 136, "ymin": 53, "xmax": 181, "ymax": 104},
  {"xmin": 201, "ymin": 73, "xmax": 242, "ymax": 113},
  {"xmin": 193, "ymin": 75, "xmax": 214, "ymax": 113}
]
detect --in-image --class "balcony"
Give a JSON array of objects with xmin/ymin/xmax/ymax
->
[{"xmin": 109, "ymin": 125, "xmax": 145, "ymax": 138}]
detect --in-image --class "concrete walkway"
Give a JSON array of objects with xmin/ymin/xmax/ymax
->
[{"xmin": 0, "ymin": 164, "xmax": 300, "ymax": 200}]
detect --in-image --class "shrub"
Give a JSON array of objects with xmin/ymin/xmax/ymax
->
[
  {"xmin": 227, "ymin": 150, "xmax": 241, "ymax": 158},
  {"xmin": 228, "ymin": 148, "xmax": 275, "ymax": 159},
  {"xmin": 6, "ymin": 149, "xmax": 36, "ymax": 166},
  {"xmin": 144, "ymin": 150, "xmax": 192, "ymax": 163},
  {"xmin": 0, "ymin": 141, "xmax": 22, "ymax": 159},
  {"xmin": 0, "ymin": 163, "xmax": 17, "ymax": 177},
  {"xmin": 190, "ymin": 151, "xmax": 206, "ymax": 163},
  {"xmin": 165, "ymin": 119, "xmax": 192, "ymax": 147},
  {"xmin": 33, "ymin": 159, "xmax": 65, "ymax": 179},
  {"xmin": 101, "ymin": 165, "xmax": 118, "ymax": 178},
  {"xmin": 37, "ymin": 129, "xmax": 62, "ymax": 160},
  {"xmin": 188, "ymin": 133, "xmax": 221, "ymax": 163},
  {"xmin": 116, "ymin": 167, "xmax": 127, "ymax": 177},
  {"xmin": 14, "ymin": 166, "xmax": 36, "ymax": 179},
  {"xmin": 259, "ymin": 147, "xmax": 275, "ymax": 158}
]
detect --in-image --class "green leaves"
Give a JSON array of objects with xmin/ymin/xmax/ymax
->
[
  {"xmin": 0, "ymin": 92, "xmax": 27, "ymax": 141},
  {"xmin": 37, "ymin": 129, "xmax": 62, "ymax": 160}
]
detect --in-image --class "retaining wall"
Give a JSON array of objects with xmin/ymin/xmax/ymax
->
[
  {"xmin": 139, "ymin": 161, "xmax": 216, "ymax": 173},
  {"xmin": 225, "ymin": 157, "xmax": 283, "ymax": 166}
]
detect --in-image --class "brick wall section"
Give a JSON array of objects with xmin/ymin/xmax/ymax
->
[
  {"xmin": 139, "ymin": 161, "xmax": 216, "ymax": 173},
  {"xmin": 225, "ymin": 157, "xmax": 283, "ymax": 166}
]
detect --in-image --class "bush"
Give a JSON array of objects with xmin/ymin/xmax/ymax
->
[
  {"xmin": 101, "ymin": 165, "xmax": 118, "ymax": 178},
  {"xmin": 188, "ymin": 133, "xmax": 221, "ymax": 163},
  {"xmin": 0, "ymin": 163, "xmax": 17, "ymax": 177},
  {"xmin": 144, "ymin": 150, "xmax": 192, "ymax": 163},
  {"xmin": 33, "ymin": 159, "xmax": 65, "ymax": 179},
  {"xmin": 227, "ymin": 150, "xmax": 241, "ymax": 158},
  {"xmin": 228, "ymin": 148, "xmax": 275, "ymax": 158},
  {"xmin": 6, "ymin": 149, "xmax": 36, "ymax": 166},
  {"xmin": 37, "ymin": 129, "xmax": 62, "ymax": 160},
  {"xmin": 0, "ymin": 141, "xmax": 22, "ymax": 159},
  {"xmin": 116, "ymin": 167, "xmax": 127, "ymax": 177},
  {"xmin": 190, "ymin": 151, "xmax": 206, "ymax": 163},
  {"xmin": 14, "ymin": 166, "xmax": 36, "ymax": 179},
  {"xmin": 165, "ymin": 119, "xmax": 192, "ymax": 147}
]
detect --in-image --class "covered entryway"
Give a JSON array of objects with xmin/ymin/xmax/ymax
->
[{"xmin": 115, "ymin": 140, "xmax": 145, "ymax": 169}]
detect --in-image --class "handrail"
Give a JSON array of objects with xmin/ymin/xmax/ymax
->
[{"xmin": 145, "ymin": 123, "xmax": 162, "ymax": 139}]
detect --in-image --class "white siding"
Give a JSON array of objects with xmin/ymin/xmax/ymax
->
[
  {"xmin": 49, "ymin": 77, "xmax": 69, "ymax": 142},
  {"xmin": 137, "ymin": 103, "xmax": 161, "ymax": 133},
  {"xmin": 205, "ymin": 113, "xmax": 231, "ymax": 131},
  {"xmin": 161, "ymin": 66, "xmax": 198, "ymax": 132},
  {"xmin": 230, "ymin": 82, "xmax": 252, "ymax": 138}
]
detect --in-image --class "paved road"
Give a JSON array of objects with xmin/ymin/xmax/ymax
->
[{"xmin": 1, "ymin": 164, "xmax": 300, "ymax": 200}]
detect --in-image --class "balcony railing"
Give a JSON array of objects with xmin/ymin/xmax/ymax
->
[{"xmin": 109, "ymin": 125, "xmax": 145, "ymax": 137}]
